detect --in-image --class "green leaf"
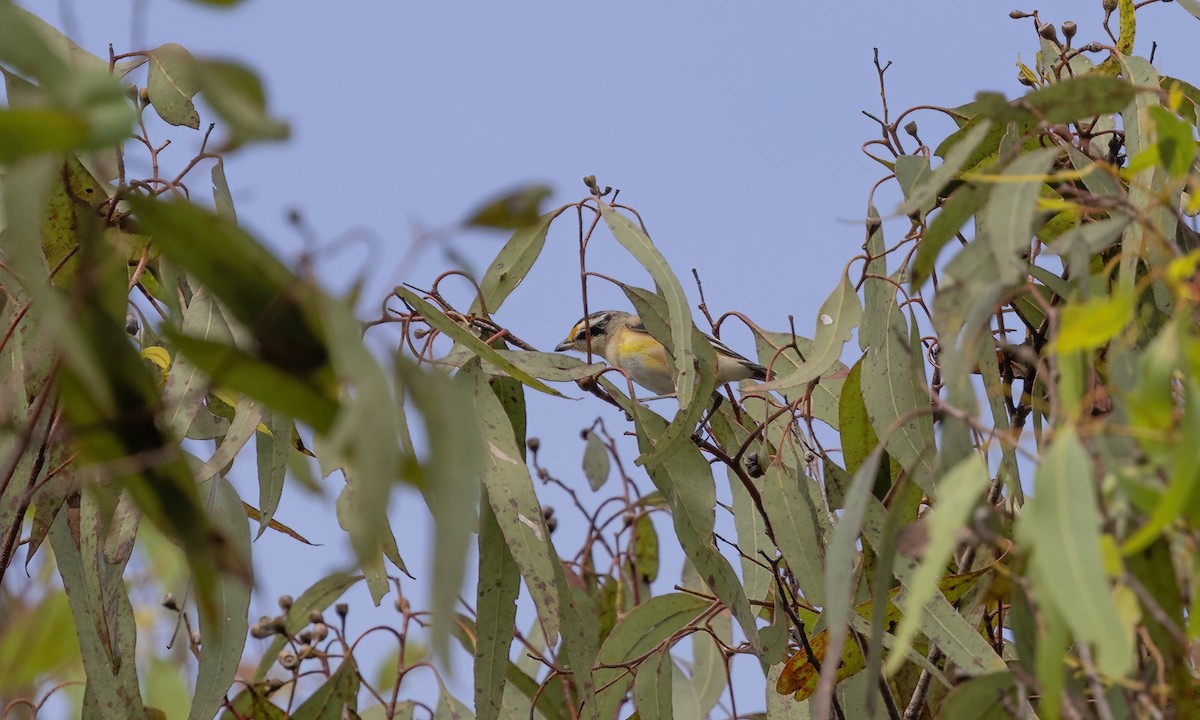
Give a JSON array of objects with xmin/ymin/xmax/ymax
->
[
  {"xmin": 860, "ymin": 305, "xmax": 937, "ymax": 494},
  {"xmin": 253, "ymin": 573, "xmax": 363, "ymax": 680},
  {"xmin": 766, "ymin": 663, "xmax": 810, "ymax": 719},
  {"xmin": 750, "ymin": 330, "xmax": 847, "ymax": 430},
  {"xmin": 395, "ymin": 357, "xmax": 483, "ymax": 659},
  {"xmin": 0, "ymin": 3, "xmax": 70, "ymax": 89},
  {"xmin": 320, "ymin": 299, "xmax": 406, "ymax": 602},
  {"xmin": 212, "ymin": 160, "xmax": 237, "ymax": 222},
  {"xmin": 582, "ymin": 429, "xmax": 610, "ymax": 490},
  {"xmin": 146, "ymin": 44, "xmax": 201, "ymax": 129},
  {"xmin": 895, "ymin": 154, "xmax": 932, "ymax": 216},
  {"xmin": 1022, "ymin": 427, "xmax": 1133, "ymax": 677},
  {"xmin": 1176, "ymin": 0, "xmax": 1200, "ymax": 21},
  {"xmin": 1149, "ymin": 106, "xmax": 1198, "ymax": 178},
  {"xmin": 465, "ymin": 184, "xmax": 553, "ymax": 229},
  {"xmin": 396, "ymin": 287, "xmax": 563, "ymax": 397},
  {"xmin": 910, "ymin": 181, "xmax": 990, "ymax": 288},
  {"xmin": 589, "ymin": 593, "xmax": 708, "ymax": 720},
  {"xmin": 146, "ymin": 657, "xmax": 191, "ymax": 720},
  {"xmin": 810, "ymin": 447, "xmax": 879, "ymax": 720},
  {"xmin": 725, "ymin": 461, "xmax": 774, "ymax": 605},
  {"xmin": 899, "ymin": 120, "xmax": 992, "ymax": 217},
  {"xmin": 937, "ymin": 672, "xmax": 1018, "ymax": 720},
  {"xmin": 624, "ymin": 398, "xmax": 758, "ymax": 647},
  {"xmin": 633, "ymin": 650, "xmax": 674, "ymax": 720},
  {"xmin": 632, "ymin": 513, "xmax": 659, "ymax": 583},
  {"xmin": 292, "ymin": 657, "xmax": 359, "ymax": 720},
  {"xmin": 162, "ymin": 287, "xmax": 234, "ymax": 437},
  {"xmin": 618, "ymin": 283, "xmax": 717, "ymax": 469},
  {"xmin": 254, "ymin": 410, "xmax": 290, "ymax": 538},
  {"xmin": 48, "ymin": 495, "xmax": 146, "ymax": 718},
  {"xmin": 0, "ymin": 590, "xmax": 78, "ymax": 691},
  {"xmin": 0, "ymin": 108, "xmax": 87, "ymax": 162},
  {"xmin": 1123, "ymin": 379, "xmax": 1200, "ymax": 554},
  {"xmin": 190, "ymin": 478, "xmax": 252, "ymax": 720},
  {"xmin": 969, "ymin": 76, "xmax": 1136, "ymax": 126},
  {"xmin": 691, "ymin": 609, "xmax": 730, "ymax": 716},
  {"xmin": 168, "ymin": 333, "xmax": 339, "ymax": 435},
  {"xmin": 196, "ymin": 395, "xmax": 263, "ymax": 481},
  {"xmin": 334, "ymin": 482, "xmax": 389, "ymax": 603},
  {"xmin": 1044, "ymin": 215, "xmax": 1130, "ymax": 259},
  {"xmin": 434, "ymin": 685, "xmax": 475, "ymax": 720},
  {"xmin": 1053, "ymin": 292, "xmax": 1135, "ymax": 354},
  {"xmin": 130, "ymin": 196, "xmax": 331, "ymax": 379},
  {"xmin": 450, "ymin": 349, "xmax": 605, "ymax": 383},
  {"xmin": 475, "ymin": 497, "xmax": 520, "ymax": 720},
  {"xmin": 219, "ymin": 687, "xmax": 287, "ymax": 720},
  {"xmin": 749, "ymin": 272, "xmax": 861, "ymax": 395},
  {"xmin": 762, "ymin": 464, "xmax": 826, "ymax": 606},
  {"xmin": 195, "ymin": 59, "xmax": 289, "ymax": 147},
  {"xmin": 471, "ymin": 208, "xmax": 562, "ymax": 314},
  {"xmin": 470, "ymin": 368, "xmax": 560, "ymax": 642},
  {"xmin": 600, "ymin": 203, "xmax": 698, "ymax": 404},
  {"xmin": 987, "ymin": 146, "xmax": 1059, "ymax": 284},
  {"xmin": 886, "ymin": 454, "xmax": 988, "ymax": 674}
]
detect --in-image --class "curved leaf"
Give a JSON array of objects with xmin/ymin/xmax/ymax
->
[
  {"xmin": 146, "ymin": 44, "xmax": 201, "ymax": 129},
  {"xmin": 190, "ymin": 478, "xmax": 252, "ymax": 720},
  {"xmin": 1022, "ymin": 428, "xmax": 1134, "ymax": 677},
  {"xmin": 469, "ymin": 368, "xmax": 561, "ymax": 647},
  {"xmin": 589, "ymin": 592, "xmax": 708, "ymax": 720}
]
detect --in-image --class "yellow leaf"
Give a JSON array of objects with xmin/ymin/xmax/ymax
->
[{"xmin": 1053, "ymin": 293, "xmax": 1135, "ymax": 354}]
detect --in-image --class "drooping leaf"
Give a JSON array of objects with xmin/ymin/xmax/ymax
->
[
  {"xmin": 395, "ymin": 357, "xmax": 483, "ymax": 659},
  {"xmin": 474, "ymin": 497, "xmax": 520, "ymax": 720},
  {"xmin": 1021, "ymin": 427, "xmax": 1134, "ymax": 677},
  {"xmin": 465, "ymin": 184, "xmax": 554, "ymax": 230},
  {"xmin": 0, "ymin": 590, "xmax": 78, "ymax": 692},
  {"xmin": 633, "ymin": 649, "xmax": 674, "ymax": 720},
  {"xmin": 145, "ymin": 43, "xmax": 201, "ymax": 129},
  {"xmin": 291, "ymin": 656, "xmax": 359, "ymax": 720},
  {"xmin": 469, "ymin": 368, "xmax": 560, "ymax": 642},
  {"xmin": 130, "ymin": 196, "xmax": 332, "ymax": 381},
  {"xmin": 600, "ymin": 203, "xmax": 699, "ymax": 406},
  {"xmin": 899, "ymin": 120, "xmax": 992, "ymax": 217},
  {"xmin": 691, "ymin": 608, "xmax": 730, "ymax": 717},
  {"xmin": 195, "ymin": 59, "xmax": 289, "ymax": 148},
  {"xmin": 886, "ymin": 455, "xmax": 988, "ymax": 673},
  {"xmin": 618, "ymin": 283, "xmax": 717, "ymax": 469},
  {"xmin": 750, "ymin": 330, "xmax": 847, "ymax": 429},
  {"xmin": 470, "ymin": 208, "xmax": 563, "ymax": 314},
  {"xmin": 621, "ymin": 396, "xmax": 758, "ymax": 647},
  {"xmin": 582, "ymin": 429, "xmax": 610, "ymax": 491},
  {"xmin": 254, "ymin": 410, "xmax": 290, "ymax": 538},
  {"xmin": 588, "ymin": 593, "xmax": 708, "ymax": 720},
  {"xmin": 632, "ymin": 513, "xmax": 659, "ymax": 583},
  {"xmin": 189, "ymin": 478, "xmax": 252, "ymax": 720},
  {"xmin": 914, "ymin": 179, "xmax": 989, "ymax": 288},
  {"xmin": 48, "ymin": 495, "xmax": 146, "ymax": 718},
  {"xmin": 749, "ymin": 273, "xmax": 861, "ymax": 395},
  {"xmin": 762, "ymin": 464, "xmax": 827, "ymax": 606}
]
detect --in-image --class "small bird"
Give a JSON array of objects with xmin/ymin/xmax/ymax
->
[{"xmin": 554, "ymin": 310, "xmax": 768, "ymax": 396}]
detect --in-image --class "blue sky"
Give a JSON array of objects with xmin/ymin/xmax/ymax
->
[{"xmin": 20, "ymin": 0, "xmax": 1200, "ymax": 714}]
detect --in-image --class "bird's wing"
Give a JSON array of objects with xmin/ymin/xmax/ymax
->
[{"xmin": 630, "ymin": 319, "xmax": 767, "ymax": 379}]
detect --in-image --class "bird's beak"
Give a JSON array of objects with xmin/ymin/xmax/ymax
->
[{"xmin": 554, "ymin": 340, "xmax": 573, "ymax": 352}]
